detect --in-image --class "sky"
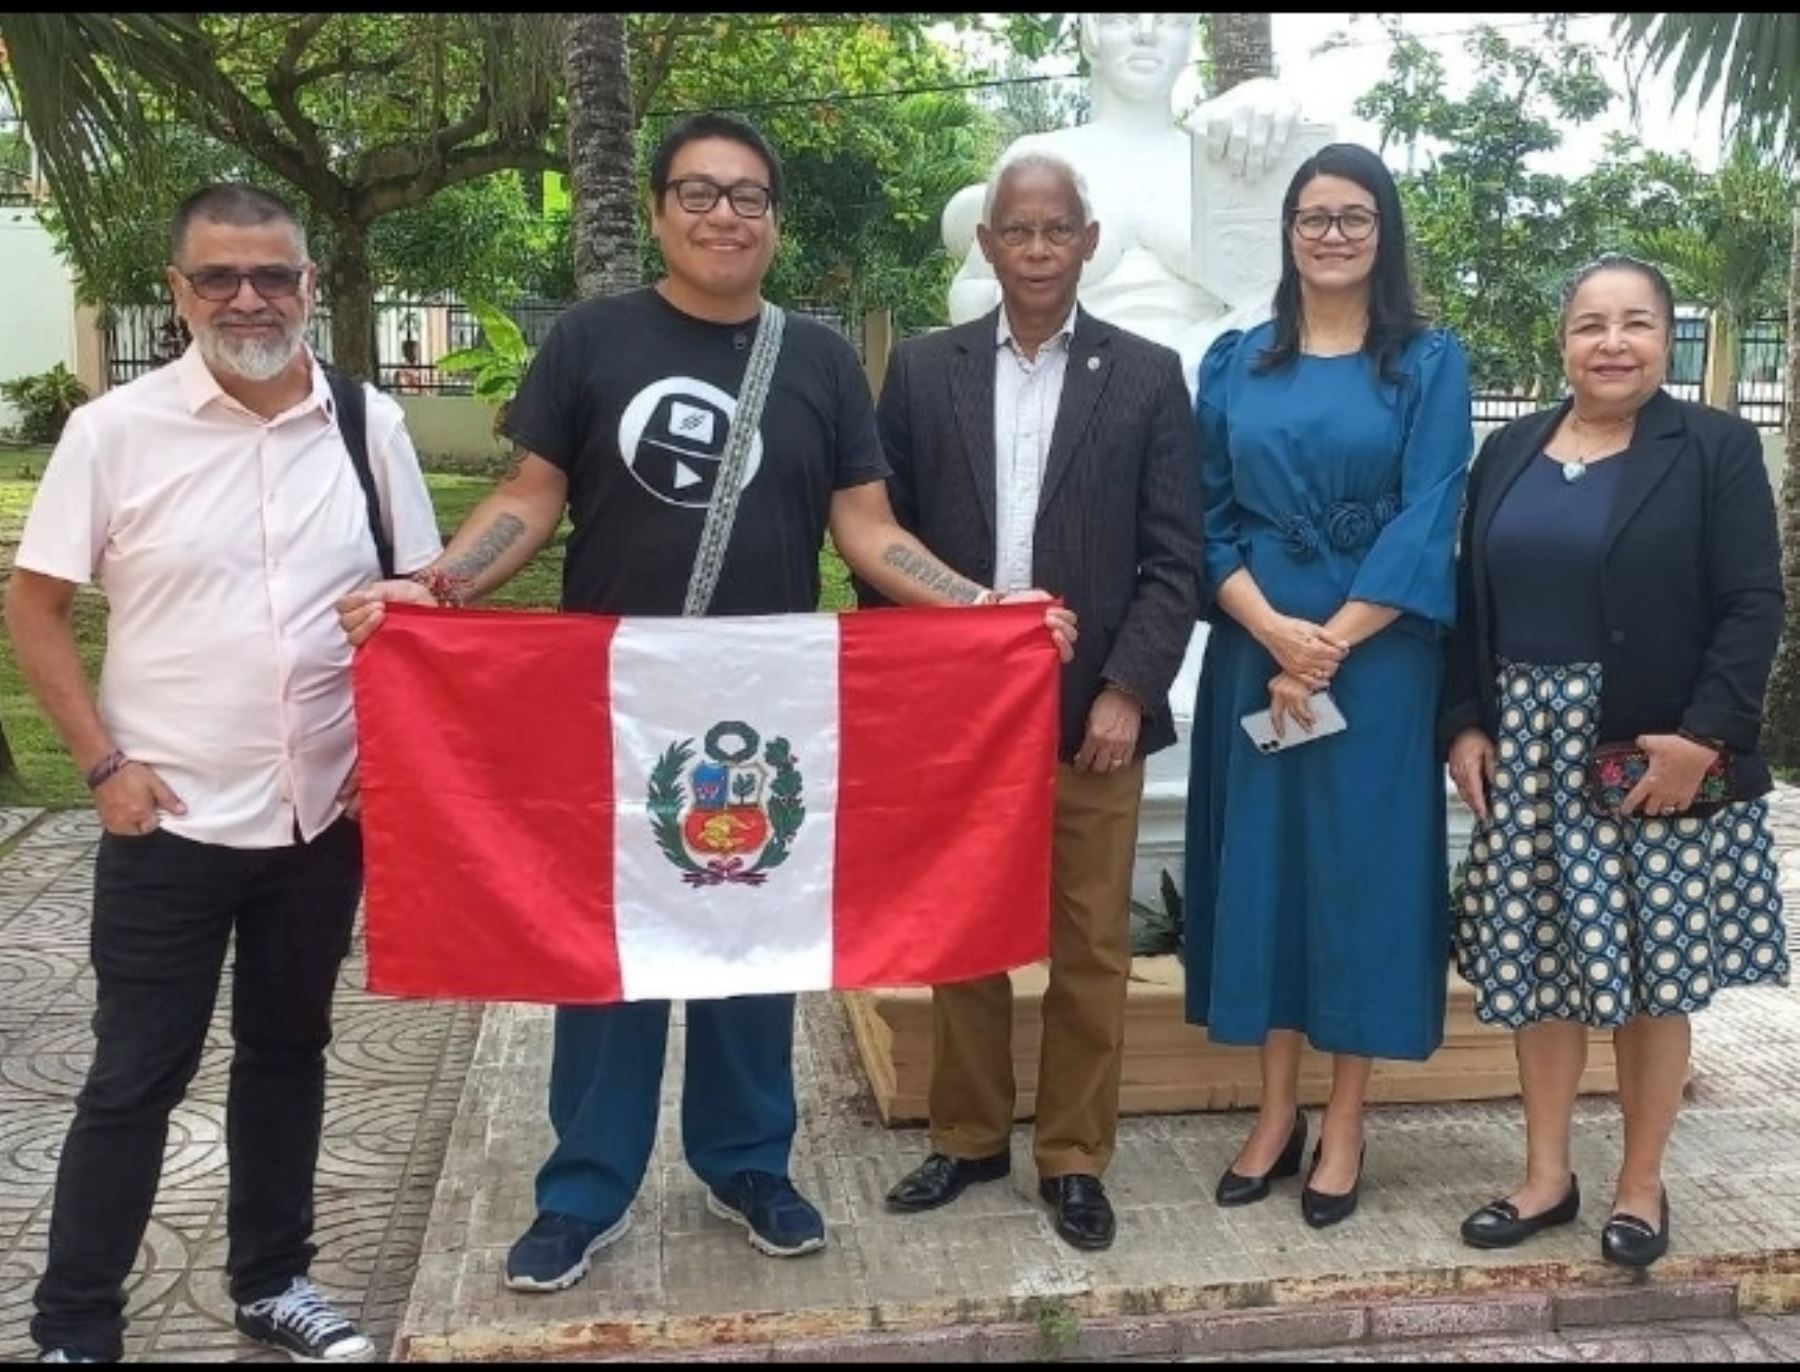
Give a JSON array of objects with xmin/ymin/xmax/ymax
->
[{"xmin": 1265, "ymin": 13, "xmax": 1733, "ymax": 176}]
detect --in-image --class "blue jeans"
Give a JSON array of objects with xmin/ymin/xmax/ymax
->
[{"xmin": 535, "ymin": 994, "xmax": 797, "ymax": 1224}]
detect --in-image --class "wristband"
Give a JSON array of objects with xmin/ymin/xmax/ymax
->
[
  {"xmin": 409, "ymin": 566, "xmax": 471, "ymax": 608},
  {"xmin": 84, "ymin": 750, "xmax": 130, "ymax": 790}
]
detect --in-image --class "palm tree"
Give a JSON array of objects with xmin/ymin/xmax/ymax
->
[
  {"xmin": 1209, "ymin": 14, "xmax": 1275, "ymax": 95},
  {"xmin": 1614, "ymin": 15, "xmax": 1800, "ymax": 762},
  {"xmin": 564, "ymin": 13, "xmax": 639, "ymax": 300}
]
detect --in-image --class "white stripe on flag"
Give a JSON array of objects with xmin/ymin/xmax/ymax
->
[{"xmin": 610, "ymin": 615, "xmax": 840, "ymax": 1000}]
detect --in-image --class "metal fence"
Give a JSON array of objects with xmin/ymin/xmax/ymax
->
[{"xmin": 101, "ymin": 294, "xmax": 857, "ymax": 392}]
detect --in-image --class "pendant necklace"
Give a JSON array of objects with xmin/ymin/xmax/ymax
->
[{"xmin": 1562, "ymin": 414, "xmax": 1630, "ymax": 484}]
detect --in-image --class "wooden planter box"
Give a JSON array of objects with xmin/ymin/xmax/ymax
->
[{"xmin": 845, "ymin": 956, "xmax": 1619, "ymax": 1125}]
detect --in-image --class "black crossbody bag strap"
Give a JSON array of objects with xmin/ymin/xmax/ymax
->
[{"xmin": 324, "ymin": 365, "xmax": 395, "ymax": 580}]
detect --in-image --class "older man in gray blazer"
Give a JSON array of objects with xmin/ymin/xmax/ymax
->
[{"xmin": 869, "ymin": 151, "xmax": 1202, "ymax": 1250}]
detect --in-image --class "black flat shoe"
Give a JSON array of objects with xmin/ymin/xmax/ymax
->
[
  {"xmin": 1216, "ymin": 1110, "xmax": 1307, "ymax": 1207},
  {"xmin": 1301, "ymin": 1141, "xmax": 1365, "ymax": 1230},
  {"xmin": 1601, "ymin": 1190, "xmax": 1670, "ymax": 1268},
  {"xmin": 1039, "ymin": 1174, "xmax": 1116, "ymax": 1250},
  {"xmin": 884, "ymin": 1150, "xmax": 1009, "ymax": 1213},
  {"xmin": 1460, "ymin": 1175, "xmax": 1580, "ymax": 1249}
]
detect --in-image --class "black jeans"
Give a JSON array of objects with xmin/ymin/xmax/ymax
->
[{"xmin": 31, "ymin": 818, "xmax": 362, "ymax": 1360}]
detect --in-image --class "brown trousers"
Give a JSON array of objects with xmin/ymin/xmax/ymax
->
[{"xmin": 928, "ymin": 759, "xmax": 1144, "ymax": 1178}]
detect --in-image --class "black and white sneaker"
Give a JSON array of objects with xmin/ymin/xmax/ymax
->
[{"xmin": 235, "ymin": 1277, "xmax": 375, "ymax": 1363}]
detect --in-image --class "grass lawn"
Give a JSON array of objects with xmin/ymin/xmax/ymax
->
[{"xmin": 0, "ymin": 460, "xmax": 853, "ymax": 810}]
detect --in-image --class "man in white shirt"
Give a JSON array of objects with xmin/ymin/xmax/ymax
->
[{"xmin": 6, "ymin": 183, "xmax": 441, "ymax": 1365}]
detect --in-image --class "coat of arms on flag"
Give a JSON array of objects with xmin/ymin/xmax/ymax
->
[
  {"xmin": 652, "ymin": 721, "xmax": 804, "ymax": 886},
  {"xmin": 353, "ymin": 603, "xmax": 1060, "ymax": 1005}
]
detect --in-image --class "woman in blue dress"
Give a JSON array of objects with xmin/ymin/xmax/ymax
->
[{"xmin": 1184, "ymin": 143, "xmax": 1473, "ymax": 1228}]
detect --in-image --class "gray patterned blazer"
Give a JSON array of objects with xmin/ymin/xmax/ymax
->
[{"xmin": 861, "ymin": 307, "xmax": 1203, "ymax": 760}]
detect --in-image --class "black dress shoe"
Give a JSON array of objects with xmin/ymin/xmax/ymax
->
[
  {"xmin": 1216, "ymin": 1110, "xmax": 1307, "ymax": 1207},
  {"xmin": 885, "ymin": 1150, "xmax": 1009, "ymax": 1213},
  {"xmin": 1460, "ymin": 1175, "xmax": 1580, "ymax": 1249},
  {"xmin": 1300, "ymin": 1141, "xmax": 1365, "ymax": 1230},
  {"xmin": 1601, "ymin": 1190, "xmax": 1670, "ymax": 1268},
  {"xmin": 1038, "ymin": 1174, "xmax": 1116, "ymax": 1250}
]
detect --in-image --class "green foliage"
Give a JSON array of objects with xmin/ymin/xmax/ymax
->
[
  {"xmin": 1, "ymin": 365, "xmax": 90, "ymax": 445},
  {"xmin": 1613, "ymin": 13, "xmax": 1800, "ymax": 155},
  {"xmin": 1129, "ymin": 868, "xmax": 1185, "ymax": 959},
  {"xmin": 631, "ymin": 14, "xmax": 1000, "ymax": 330},
  {"xmin": 1031, "ymin": 1297, "xmax": 1081, "ymax": 1356},
  {"xmin": 1354, "ymin": 17, "xmax": 1766, "ymax": 395},
  {"xmin": 438, "ymin": 301, "xmax": 535, "ymax": 422}
]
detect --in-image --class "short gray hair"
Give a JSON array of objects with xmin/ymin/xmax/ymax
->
[
  {"xmin": 981, "ymin": 150, "xmax": 1095, "ymax": 227},
  {"xmin": 170, "ymin": 183, "xmax": 308, "ymax": 265}
]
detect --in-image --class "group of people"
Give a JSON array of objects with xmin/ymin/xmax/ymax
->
[{"xmin": 7, "ymin": 100, "xmax": 1786, "ymax": 1365}]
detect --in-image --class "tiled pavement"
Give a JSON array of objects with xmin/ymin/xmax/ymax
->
[
  {"xmin": 4, "ymin": 792, "xmax": 1800, "ymax": 1363},
  {"xmin": 0, "ymin": 808, "xmax": 480, "ymax": 1362}
]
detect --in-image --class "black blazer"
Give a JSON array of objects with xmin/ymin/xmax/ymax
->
[
  {"xmin": 1441, "ymin": 389, "xmax": 1783, "ymax": 798},
  {"xmin": 860, "ymin": 308, "xmax": 1203, "ymax": 760}
]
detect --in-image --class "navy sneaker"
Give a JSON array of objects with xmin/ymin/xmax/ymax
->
[
  {"xmin": 504, "ymin": 1210, "xmax": 631, "ymax": 1292},
  {"xmin": 706, "ymin": 1171, "xmax": 827, "ymax": 1257}
]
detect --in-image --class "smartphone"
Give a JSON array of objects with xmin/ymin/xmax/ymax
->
[{"xmin": 1240, "ymin": 691, "xmax": 1348, "ymax": 755}]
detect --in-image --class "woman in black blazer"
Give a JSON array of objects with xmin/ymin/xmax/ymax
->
[{"xmin": 1441, "ymin": 254, "xmax": 1786, "ymax": 1270}]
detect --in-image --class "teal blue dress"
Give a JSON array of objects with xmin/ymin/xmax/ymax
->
[{"xmin": 1183, "ymin": 324, "xmax": 1473, "ymax": 1060}]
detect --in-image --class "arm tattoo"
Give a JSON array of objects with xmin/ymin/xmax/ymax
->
[
  {"xmin": 443, "ymin": 513, "xmax": 527, "ymax": 585},
  {"xmin": 880, "ymin": 543, "xmax": 983, "ymax": 604},
  {"xmin": 500, "ymin": 444, "xmax": 528, "ymax": 484}
]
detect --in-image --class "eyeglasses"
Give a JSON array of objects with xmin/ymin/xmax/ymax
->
[
  {"xmin": 1289, "ymin": 208, "xmax": 1379, "ymax": 242},
  {"xmin": 994, "ymin": 221, "xmax": 1083, "ymax": 249},
  {"xmin": 181, "ymin": 266, "xmax": 308, "ymax": 301},
  {"xmin": 667, "ymin": 177, "xmax": 775, "ymax": 219}
]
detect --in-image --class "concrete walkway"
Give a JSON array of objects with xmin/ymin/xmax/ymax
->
[
  {"xmin": 397, "ymin": 788, "xmax": 1800, "ymax": 1362},
  {"xmin": 0, "ymin": 809, "xmax": 479, "ymax": 1362}
]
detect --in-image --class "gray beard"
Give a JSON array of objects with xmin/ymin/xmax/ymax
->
[{"xmin": 194, "ymin": 319, "xmax": 305, "ymax": 383}]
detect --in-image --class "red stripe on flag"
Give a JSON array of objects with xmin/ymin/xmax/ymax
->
[
  {"xmin": 834, "ymin": 604, "xmax": 1058, "ymax": 987},
  {"xmin": 355, "ymin": 604, "xmax": 624, "ymax": 1003}
]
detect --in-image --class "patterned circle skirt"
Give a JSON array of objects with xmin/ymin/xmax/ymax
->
[{"xmin": 1455, "ymin": 660, "xmax": 1789, "ymax": 1029}]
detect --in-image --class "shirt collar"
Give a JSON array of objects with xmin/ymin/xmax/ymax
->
[
  {"xmin": 996, "ymin": 302, "xmax": 1080, "ymax": 356},
  {"xmin": 174, "ymin": 340, "xmax": 331, "ymax": 420}
]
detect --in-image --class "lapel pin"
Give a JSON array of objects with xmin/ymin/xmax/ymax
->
[{"xmin": 1087, "ymin": 356, "xmax": 1101, "ymax": 371}]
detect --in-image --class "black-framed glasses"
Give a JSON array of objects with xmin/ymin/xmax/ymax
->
[
  {"xmin": 994, "ymin": 220, "xmax": 1083, "ymax": 249},
  {"xmin": 1289, "ymin": 208, "xmax": 1379, "ymax": 242},
  {"xmin": 181, "ymin": 266, "xmax": 308, "ymax": 302},
  {"xmin": 667, "ymin": 177, "xmax": 775, "ymax": 219}
]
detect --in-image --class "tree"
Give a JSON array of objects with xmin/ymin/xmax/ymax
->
[
  {"xmin": 565, "ymin": 14, "xmax": 638, "ymax": 300},
  {"xmin": 1614, "ymin": 15, "xmax": 1800, "ymax": 765},
  {"xmin": 0, "ymin": 14, "xmax": 564, "ymax": 378},
  {"xmin": 1209, "ymin": 14, "xmax": 1274, "ymax": 95},
  {"xmin": 1355, "ymin": 19, "xmax": 1635, "ymax": 394},
  {"xmin": 1635, "ymin": 136, "xmax": 1791, "ymax": 413}
]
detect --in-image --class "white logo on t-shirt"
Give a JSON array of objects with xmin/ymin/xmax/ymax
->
[{"xmin": 617, "ymin": 377, "xmax": 764, "ymax": 509}]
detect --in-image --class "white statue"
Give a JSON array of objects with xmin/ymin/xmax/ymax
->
[{"xmin": 943, "ymin": 12, "xmax": 1332, "ymax": 384}]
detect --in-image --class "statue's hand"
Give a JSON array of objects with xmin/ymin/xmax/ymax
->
[{"xmin": 1200, "ymin": 77, "xmax": 1300, "ymax": 182}]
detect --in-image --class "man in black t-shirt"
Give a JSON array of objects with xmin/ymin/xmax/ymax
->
[{"xmin": 339, "ymin": 113, "xmax": 1074, "ymax": 1292}]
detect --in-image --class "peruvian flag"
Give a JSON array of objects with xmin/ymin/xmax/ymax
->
[{"xmin": 353, "ymin": 602, "xmax": 1058, "ymax": 1004}]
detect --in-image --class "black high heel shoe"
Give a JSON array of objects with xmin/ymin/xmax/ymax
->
[
  {"xmin": 1601, "ymin": 1190, "xmax": 1669, "ymax": 1268},
  {"xmin": 1215, "ymin": 1110, "xmax": 1306, "ymax": 1207},
  {"xmin": 1301, "ymin": 1140, "xmax": 1365, "ymax": 1229}
]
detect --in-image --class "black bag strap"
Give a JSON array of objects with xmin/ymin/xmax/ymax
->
[{"xmin": 323, "ymin": 365, "xmax": 395, "ymax": 580}]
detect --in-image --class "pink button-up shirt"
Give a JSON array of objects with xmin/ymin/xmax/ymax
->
[{"xmin": 16, "ymin": 346, "xmax": 442, "ymax": 848}]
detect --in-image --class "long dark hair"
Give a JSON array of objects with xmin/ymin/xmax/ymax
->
[{"xmin": 1253, "ymin": 143, "xmax": 1426, "ymax": 385}]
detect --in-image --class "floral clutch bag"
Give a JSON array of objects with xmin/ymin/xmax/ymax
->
[{"xmin": 1584, "ymin": 741, "xmax": 1733, "ymax": 818}]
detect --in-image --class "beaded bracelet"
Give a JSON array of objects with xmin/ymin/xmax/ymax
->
[
  {"xmin": 84, "ymin": 750, "xmax": 130, "ymax": 790},
  {"xmin": 408, "ymin": 566, "xmax": 471, "ymax": 608}
]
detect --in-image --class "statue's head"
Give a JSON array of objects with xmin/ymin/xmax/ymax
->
[{"xmin": 1078, "ymin": 13, "xmax": 1198, "ymax": 108}]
